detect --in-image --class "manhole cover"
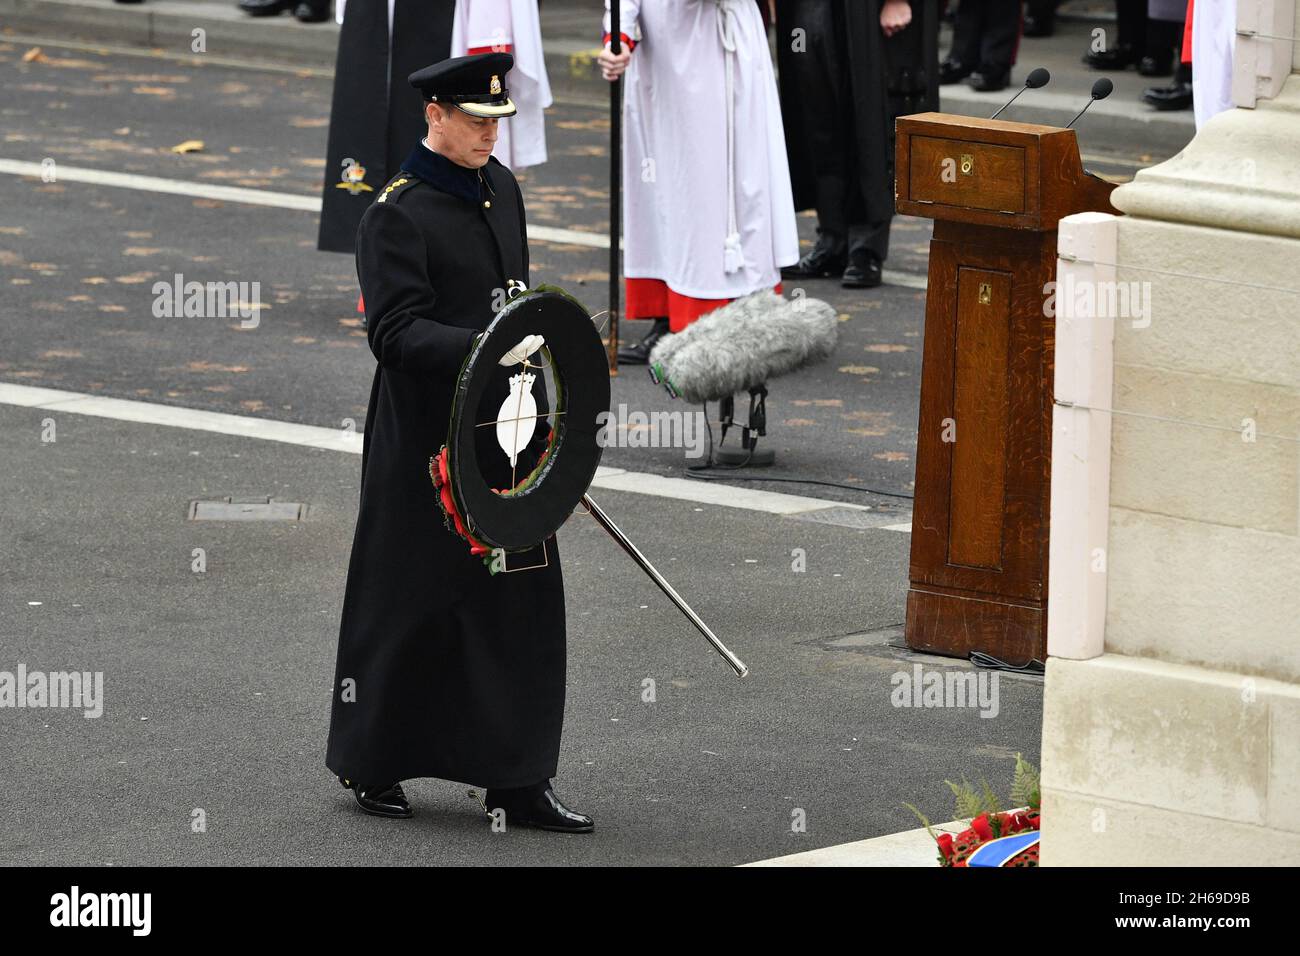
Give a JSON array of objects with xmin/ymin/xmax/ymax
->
[{"xmin": 189, "ymin": 497, "xmax": 305, "ymax": 521}]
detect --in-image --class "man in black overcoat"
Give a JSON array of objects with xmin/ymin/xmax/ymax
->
[
  {"xmin": 317, "ymin": 0, "xmax": 455, "ymax": 254},
  {"xmin": 777, "ymin": 0, "xmax": 938, "ymax": 288},
  {"xmin": 325, "ymin": 51, "xmax": 593, "ymax": 834}
]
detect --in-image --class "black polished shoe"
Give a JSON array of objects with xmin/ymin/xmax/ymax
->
[
  {"xmin": 616, "ymin": 316, "xmax": 669, "ymax": 365},
  {"xmin": 238, "ymin": 0, "xmax": 294, "ymax": 16},
  {"xmin": 967, "ymin": 68, "xmax": 1011, "ymax": 93},
  {"xmin": 293, "ymin": 1, "xmax": 330, "ymax": 22},
  {"xmin": 781, "ymin": 245, "xmax": 847, "ymax": 280},
  {"xmin": 1141, "ymin": 80, "xmax": 1192, "ymax": 111},
  {"xmin": 485, "ymin": 782, "xmax": 594, "ymax": 833},
  {"xmin": 1138, "ymin": 53, "xmax": 1175, "ymax": 77},
  {"xmin": 842, "ymin": 250, "xmax": 882, "ymax": 289},
  {"xmin": 938, "ymin": 57, "xmax": 972, "ymax": 85},
  {"xmin": 339, "ymin": 776, "xmax": 412, "ymax": 818},
  {"xmin": 1083, "ymin": 44, "xmax": 1140, "ymax": 71}
]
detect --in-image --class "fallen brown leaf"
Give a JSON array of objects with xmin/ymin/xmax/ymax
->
[{"xmin": 186, "ymin": 361, "xmax": 249, "ymax": 373}]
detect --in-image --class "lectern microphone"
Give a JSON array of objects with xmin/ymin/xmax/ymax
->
[
  {"xmin": 1066, "ymin": 78, "xmax": 1114, "ymax": 129},
  {"xmin": 989, "ymin": 67, "xmax": 1051, "ymax": 120}
]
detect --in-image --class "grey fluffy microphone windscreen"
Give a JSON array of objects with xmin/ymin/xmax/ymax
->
[{"xmin": 647, "ymin": 291, "xmax": 838, "ymax": 404}]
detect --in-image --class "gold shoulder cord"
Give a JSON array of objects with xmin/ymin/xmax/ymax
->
[{"xmin": 376, "ymin": 177, "xmax": 410, "ymax": 204}]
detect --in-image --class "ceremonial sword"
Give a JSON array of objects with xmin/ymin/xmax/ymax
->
[{"xmin": 581, "ymin": 493, "xmax": 749, "ymax": 679}]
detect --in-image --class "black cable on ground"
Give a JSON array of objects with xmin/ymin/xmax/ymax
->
[
  {"xmin": 969, "ymin": 651, "xmax": 1046, "ymax": 675},
  {"xmin": 684, "ymin": 400, "xmax": 915, "ymax": 500}
]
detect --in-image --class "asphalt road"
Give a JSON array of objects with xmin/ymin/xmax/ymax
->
[
  {"xmin": 0, "ymin": 36, "xmax": 1169, "ymax": 507},
  {"xmin": 0, "ymin": 36, "xmax": 1080, "ymax": 865},
  {"xmin": 1, "ymin": 402, "xmax": 1043, "ymax": 866}
]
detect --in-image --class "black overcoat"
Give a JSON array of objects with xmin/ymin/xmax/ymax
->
[
  {"xmin": 317, "ymin": 0, "xmax": 455, "ymax": 254},
  {"xmin": 325, "ymin": 142, "xmax": 567, "ymax": 790},
  {"xmin": 776, "ymin": 0, "xmax": 939, "ymax": 224}
]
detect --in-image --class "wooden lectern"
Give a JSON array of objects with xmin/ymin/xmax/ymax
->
[{"xmin": 895, "ymin": 113, "xmax": 1117, "ymax": 665}]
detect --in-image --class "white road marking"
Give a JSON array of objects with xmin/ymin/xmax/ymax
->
[
  {"xmin": 0, "ymin": 157, "xmax": 608, "ymax": 249},
  {"xmin": 0, "ymin": 157, "xmax": 928, "ymax": 280},
  {"xmin": 0, "ymin": 157, "xmax": 320, "ymax": 211},
  {"xmin": 0, "ymin": 383, "xmax": 896, "ymax": 519},
  {"xmin": 878, "ymin": 521, "xmax": 913, "ymax": 533}
]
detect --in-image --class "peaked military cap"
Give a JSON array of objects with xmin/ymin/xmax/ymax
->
[{"xmin": 408, "ymin": 52, "xmax": 517, "ymax": 118}]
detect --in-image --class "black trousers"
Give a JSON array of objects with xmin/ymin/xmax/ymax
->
[
  {"xmin": 783, "ymin": 0, "xmax": 890, "ymax": 261},
  {"xmin": 1116, "ymin": 0, "xmax": 1148, "ymax": 51},
  {"xmin": 949, "ymin": 0, "xmax": 1020, "ymax": 74}
]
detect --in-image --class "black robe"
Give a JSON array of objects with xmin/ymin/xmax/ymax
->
[
  {"xmin": 325, "ymin": 143, "xmax": 566, "ymax": 790},
  {"xmin": 317, "ymin": 0, "xmax": 455, "ymax": 254},
  {"xmin": 776, "ymin": 0, "xmax": 939, "ymax": 226}
]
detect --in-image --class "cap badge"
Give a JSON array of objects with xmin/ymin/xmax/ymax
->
[{"xmin": 490, "ymin": 74, "xmax": 502, "ymax": 95}]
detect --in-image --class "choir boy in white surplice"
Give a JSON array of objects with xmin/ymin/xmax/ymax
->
[{"xmin": 599, "ymin": 0, "xmax": 800, "ymax": 364}]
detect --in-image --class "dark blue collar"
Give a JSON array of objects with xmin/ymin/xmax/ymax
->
[{"xmin": 399, "ymin": 142, "xmax": 493, "ymax": 203}]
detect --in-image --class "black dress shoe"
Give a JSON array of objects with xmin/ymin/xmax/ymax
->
[
  {"xmin": 293, "ymin": 1, "xmax": 330, "ymax": 22},
  {"xmin": 938, "ymin": 57, "xmax": 972, "ymax": 85},
  {"xmin": 781, "ymin": 245, "xmax": 846, "ymax": 280},
  {"xmin": 617, "ymin": 316, "xmax": 669, "ymax": 365},
  {"xmin": 967, "ymin": 69, "xmax": 1010, "ymax": 93},
  {"xmin": 842, "ymin": 250, "xmax": 882, "ymax": 289},
  {"xmin": 485, "ymin": 782, "xmax": 593, "ymax": 833},
  {"xmin": 339, "ymin": 776, "xmax": 412, "ymax": 818},
  {"xmin": 1138, "ymin": 53, "xmax": 1175, "ymax": 77},
  {"xmin": 1083, "ymin": 45, "xmax": 1140, "ymax": 71},
  {"xmin": 1141, "ymin": 80, "xmax": 1193, "ymax": 111},
  {"xmin": 238, "ymin": 0, "xmax": 294, "ymax": 16}
]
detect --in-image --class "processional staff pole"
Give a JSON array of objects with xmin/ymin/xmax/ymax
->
[{"xmin": 606, "ymin": 3, "xmax": 622, "ymax": 375}]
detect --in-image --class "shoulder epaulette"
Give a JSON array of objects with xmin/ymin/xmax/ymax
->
[{"xmin": 376, "ymin": 175, "xmax": 420, "ymax": 204}]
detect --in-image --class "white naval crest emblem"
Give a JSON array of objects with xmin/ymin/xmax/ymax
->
[{"xmin": 496, "ymin": 370, "xmax": 537, "ymax": 468}]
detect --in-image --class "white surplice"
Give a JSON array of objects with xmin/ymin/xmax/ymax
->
[
  {"xmin": 604, "ymin": 0, "xmax": 799, "ymax": 301},
  {"xmin": 1192, "ymin": 0, "xmax": 1236, "ymax": 129},
  {"xmin": 450, "ymin": 0, "xmax": 553, "ymax": 170}
]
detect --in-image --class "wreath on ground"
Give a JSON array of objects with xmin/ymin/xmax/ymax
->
[{"xmin": 903, "ymin": 753, "xmax": 1041, "ymax": 867}]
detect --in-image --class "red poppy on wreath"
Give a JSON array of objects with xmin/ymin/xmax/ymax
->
[
  {"xmin": 1008, "ymin": 845, "xmax": 1040, "ymax": 866},
  {"xmin": 430, "ymin": 431, "xmax": 560, "ymax": 569},
  {"xmin": 936, "ymin": 832, "xmax": 955, "ymax": 864},
  {"xmin": 430, "ymin": 448, "xmax": 494, "ymax": 561}
]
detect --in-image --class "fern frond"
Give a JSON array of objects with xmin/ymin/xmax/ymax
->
[
  {"xmin": 1010, "ymin": 753, "xmax": 1041, "ymax": 808},
  {"xmin": 901, "ymin": 801, "xmax": 940, "ymax": 844},
  {"xmin": 979, "ymin": 778, "xmax": 1004, "ymax": 815},
  {"xmin": 945, "ymin": 778, "xmax": 984, "ymax": 820}
]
